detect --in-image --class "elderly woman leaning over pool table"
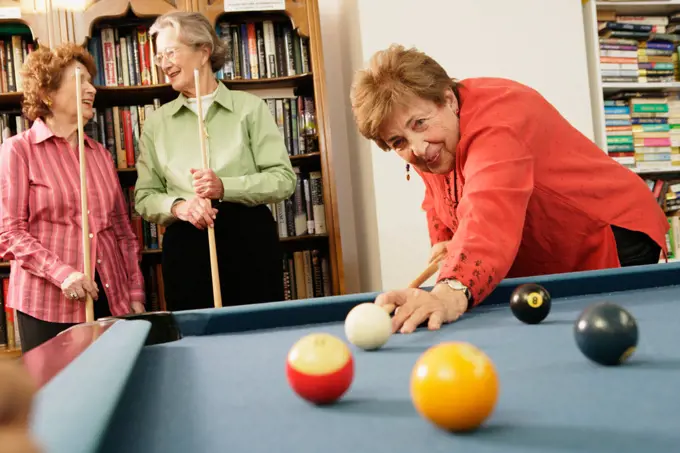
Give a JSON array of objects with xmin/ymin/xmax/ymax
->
[{"xmin": 350, "ymin": 44, "xmax": 668, "ymax": 334}]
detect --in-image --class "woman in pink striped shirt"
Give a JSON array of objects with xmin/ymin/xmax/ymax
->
[{"xmin": 0, "ymin": 43, "xmax": 146, "ymax": 353}]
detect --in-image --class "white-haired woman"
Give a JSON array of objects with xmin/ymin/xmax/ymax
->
[{"xmin": 135, "ymin": 12, "xmax": 296, "ymax": 310}]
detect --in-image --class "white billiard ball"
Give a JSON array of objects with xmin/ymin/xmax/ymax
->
[{"xmin": 344, "ymin": 302, "xmax": 392, "ymax": 350}]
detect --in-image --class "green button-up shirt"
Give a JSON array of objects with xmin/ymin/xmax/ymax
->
[{"xmin": 134, "ymin": 81, "xmax": 296, "ymax": 226}]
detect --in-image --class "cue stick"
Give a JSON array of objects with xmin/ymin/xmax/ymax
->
[
  {"xmin": 75, "ymin": 66, "xmax": 94, "ymax": 323},
  {"xmin": 193, "ymin": 69, "xmax": 223, "ymax": 308},
  {"xmin": 381, "ymin": 259, "xmax": 442, "ymax": 315}
]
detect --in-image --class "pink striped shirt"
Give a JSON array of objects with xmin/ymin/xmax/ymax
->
[{"xmin": 0, "ymin": 118, "xmax": 145, "ymax": 323}]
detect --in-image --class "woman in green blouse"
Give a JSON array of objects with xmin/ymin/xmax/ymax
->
[{"xmin": 135, "ymin": 12, "xmax": 296, "ymax": 310}]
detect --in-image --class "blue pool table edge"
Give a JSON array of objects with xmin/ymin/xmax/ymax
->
[
  {"xmin": 29, "ymin": 320, "xmax": 151, "ymax": 453},
  {"xmin": 174, "ymin": 262, "xmax": 680, "ymax": 336}
]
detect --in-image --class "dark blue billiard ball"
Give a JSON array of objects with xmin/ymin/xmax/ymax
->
[
  {"xmin": 509, "ymin": 283, "xmax": 551, "ymax": 324},
  {"xmin": 574, "ymin": 302, "xmax": 638, "ymax": 366}
]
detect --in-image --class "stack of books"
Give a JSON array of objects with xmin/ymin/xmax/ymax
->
[{"xmin": 597, "ymin": 12, "xmax": 679, "ymax": 83}]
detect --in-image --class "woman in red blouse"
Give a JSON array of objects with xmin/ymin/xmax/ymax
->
[
  {"xmin": 0, "ymin": 43, "xmax": 145, "ymax": 352},
  {"xmin": 350, "ymin": 44, "xmax": 669, "ymax": 334}
]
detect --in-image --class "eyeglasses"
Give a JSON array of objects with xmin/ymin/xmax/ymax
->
[{"xmin": 153, "ymin": 47, "xmax": 180, "ymax": 67}]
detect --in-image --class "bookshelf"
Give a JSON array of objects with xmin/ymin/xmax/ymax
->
[
  {"xmin": 583, "ymin": 0, "xmax": 680, "ymax": 262},
  {"xmin": 0, "ymin": 0, "xmax": 345, "ymax": 356}
]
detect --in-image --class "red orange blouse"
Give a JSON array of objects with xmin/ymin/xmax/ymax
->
[
  {"xmin": 0, "ymin": 119, "xmax": 145, "ymax": 323},
  {"xmin": 419, "ymin": 77, "xmax": 669, "ymax": 307}
]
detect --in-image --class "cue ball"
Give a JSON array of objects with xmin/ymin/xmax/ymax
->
[
  {"xmin": 410, "ymin": 342, "xmax": 499, "ymax": 432},
  {"xmin": 286, "ymin": 333, "xmax": 354, "ymax": 404},
  {"xmin": 574, "ymin": 301, "xmax": 638, "ymax": 366},
  {"xmin": 344, "ymin": 302, "xmax": 392, "ymax": 350},
  {"xmin": 509, "ymin": 283, "xmax": 551, "ymax": 324}
]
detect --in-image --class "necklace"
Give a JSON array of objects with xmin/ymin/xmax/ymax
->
[{"xmin": 443, "ymin": 170, "xmax": 459, "ymax": 220}]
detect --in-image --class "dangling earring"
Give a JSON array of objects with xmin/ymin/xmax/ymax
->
[{"xmin": 405, "ymin": 163, "xmax": 410, "ymax": 181}]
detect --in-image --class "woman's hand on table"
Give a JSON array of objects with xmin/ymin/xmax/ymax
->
[
  {"xmin": 375, "ymin": 282, "xmax": 468, "ymax": 334},
  {"xmin": 0, "ymin": 361, "xmax": 41, "ymax": 453},
  {"xmin": 171, "ymin": 197, "xmax": 218, "ymax": 230},
  {"xmin": 61, "ymin": 271, "xmax": 99, "ymax": 302},
  {"xmin": 190, "ymin": 168, "xmax": 224, "ymax": 200}
]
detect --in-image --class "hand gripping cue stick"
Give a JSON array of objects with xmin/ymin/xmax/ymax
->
[
  {"xmin": 75, "ymin": 66, "xmax": 94, "ymax": 323},
  {"xmin": 382, "ymin": 259, "xmax": 442, "ymax": 315},
  {"xmin": 193, "ymin": 69, "xmax": 223, "ymax": 308}
]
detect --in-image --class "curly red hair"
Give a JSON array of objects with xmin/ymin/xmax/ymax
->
[{"xmin": 20, "ymin": 43, "xmax": 97, "ymax": 121}]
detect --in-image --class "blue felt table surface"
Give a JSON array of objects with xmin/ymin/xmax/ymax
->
[{"xmin": 96, "ymin": 284, "xmax": 680, "ymax": 453}]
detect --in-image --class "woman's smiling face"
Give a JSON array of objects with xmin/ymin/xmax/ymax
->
[{"xmin": 378, "ymin": 88, "xmax": 461, "ymax": 175}]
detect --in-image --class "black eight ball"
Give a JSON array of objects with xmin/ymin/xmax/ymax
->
[
  {"xmin": 509, "ymin": 283, "xmax": 551, "ymax": 324},
  {"xmin": 574, "ymin": 301, "xmax": 638, "ymax": 366}
]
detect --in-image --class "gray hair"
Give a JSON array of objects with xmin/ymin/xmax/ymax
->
[{"xmin": 150, "ymin": 11, "xmax": 227, "ymax": 73}]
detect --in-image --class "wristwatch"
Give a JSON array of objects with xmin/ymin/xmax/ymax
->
[{"xmin": 440, "ymin": 278, "xmax": 473, "ymax": 310}]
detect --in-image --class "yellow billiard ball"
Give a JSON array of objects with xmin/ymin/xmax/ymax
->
[
  {"xmin": 410, "ymin": 342, "xmax": 499, "ymax": 432},
  {"xmin": 286, "ymin": 333, "xmax": 354, "ymax": 405}
]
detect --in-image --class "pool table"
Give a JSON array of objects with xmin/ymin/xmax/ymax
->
[{"xmin": 23, "ymin": 263, "xmax": 680, "ymax": 453}]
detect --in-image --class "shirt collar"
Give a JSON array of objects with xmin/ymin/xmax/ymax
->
[
  {"xmin": 29, "ymin": 117, "xmax": 98, "ymax": 149},
  {"xmin": 166, "ymin": 80, "xmax": 234, "ymax": 117}
]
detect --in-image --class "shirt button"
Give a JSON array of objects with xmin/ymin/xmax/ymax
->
[
  {"xmin": 97, "ymin": 259, "xmax": 102, "ymax": 264},
  {"xmin": 89, "ymin": 233, "xmax": 93, "ymax": 238},
  {"xmin": 105, "ymin": 283, "xmax": 109, "ymax": 288},
  {"xmin": 87, "ymin": 210, "xmax": 91, "ymax": 214}
]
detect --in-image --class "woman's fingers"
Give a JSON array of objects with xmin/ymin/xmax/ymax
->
[
  {"xmin": 73, "ymin": 285, "xmax": 86, "ymax": 300},
  {"xmin": 81, "ymin": 279, "xmax": 98, "ymax": 300},
  {"xmin": 400, "ymin": 304, "xmax": 434, "ymax": 334}
]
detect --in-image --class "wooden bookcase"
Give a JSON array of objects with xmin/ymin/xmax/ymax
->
[{"xmin": 0, "ymin": 0, "xmax": 345, "ymax": 356}]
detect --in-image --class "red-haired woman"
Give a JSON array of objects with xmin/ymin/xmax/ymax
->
[
  {"xmin": 350, "ymin": 44, "xmax": 668, "ymax": 334},
  {"xmin": 0, "ymin": 43, "xmax": 145, "ymax": 353}
]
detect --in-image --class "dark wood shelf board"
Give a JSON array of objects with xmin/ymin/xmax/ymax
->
[
  {"xmin": 0, "ymin": 91, "xmax": 22, "ymax": 109},
  {"xmin": 93, "ymin": 73, "xmax": 313, "ymax": 107},
  {"xmin": 0, "ymin": 74, "xmax": 313, "ymax": 111},
  {"xmin": 224, "ymin": 73, "xmax": 313, "ymax": 91}
]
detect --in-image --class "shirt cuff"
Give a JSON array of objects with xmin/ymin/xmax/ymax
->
[
  {"xmin": 49, "ymin": 263, "xmax": 78, "ymax": 288},
  {"xmin": 129, "ymin": 288, "xmax": 146, "ymax": 303},
  {"xmin": 165, "ymin": 197, "xmax": 184, "ymax": 216},
  {"xmin": 220, "ymin": 176, "xmax": 250, "ymax": 201}
]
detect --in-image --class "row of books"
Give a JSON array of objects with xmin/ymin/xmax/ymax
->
[
  {"xmin": 597, "ymin": 11, "xmax": 680, "ymax": 83},
  {"xmin": 88, "ymin": 23, "xmax": 165, "ymax": 88},
  {"xmin": 215, "ymin": 19, "xmax": 311, "ymax": 81},
  {"xmin": 87, "ymin": 18, "xmax": 312, "ymax": 88},
  {"xmin": 268, "ymin": 169, "xmax": 326, "ymax": 238},
  {"xmin": 645, "ymin": 177, "xmax": 680, "ymax": 260},
  {"xmin": 84, "ymin": 94, "xmax": 319, "ymax": 170},
  {"xmin": 283, "ymin": 249, "xmax": 331, "ymax": 301},
  {"xmin": 0, "ymin": 27, "xmax": 35, "ymax": 93},
  {"xmin": 604, "ymin": 91, "xmax": 680, "ymax": 171},
  {"xmin": 0, "ymin": 112, "xmax": 27, "ymax": 144}
]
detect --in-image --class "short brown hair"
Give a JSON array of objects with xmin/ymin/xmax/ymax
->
[
  {"xmin": 350, "ymin": 44, "xmax": 458, "ymax": 151},
  {"xmin": 21, "ymin": 43, "xmax": 97, "ymax": 121},
  {"xmin": 150, "ymin": 11, "xmax": 228, "ymax": 73}
]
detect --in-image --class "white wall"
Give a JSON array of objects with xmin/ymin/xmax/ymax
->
[{"xmin": 317, "ymin": 0, "xmax": 596, "ymax": 293}]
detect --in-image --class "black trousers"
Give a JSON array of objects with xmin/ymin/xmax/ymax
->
[
  {"xmin": 612, "ymin": 225, "xmax": 661, "ymax": 266},
  {"xmin": 162, "ymin": 202, "xmax": 284, "ymax": 311},
  {"xmin": 16, "ymin": 272, "xmax": 111, "ymax": 354}
]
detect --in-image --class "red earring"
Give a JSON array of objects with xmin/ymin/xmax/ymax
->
[
  {"xmin": 406, "ymin": 163, "xmax": 410, "ymax": 181},
  {"xmin": 455, "ymin": 108, "xmax": 459, "ymax": 115}
]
